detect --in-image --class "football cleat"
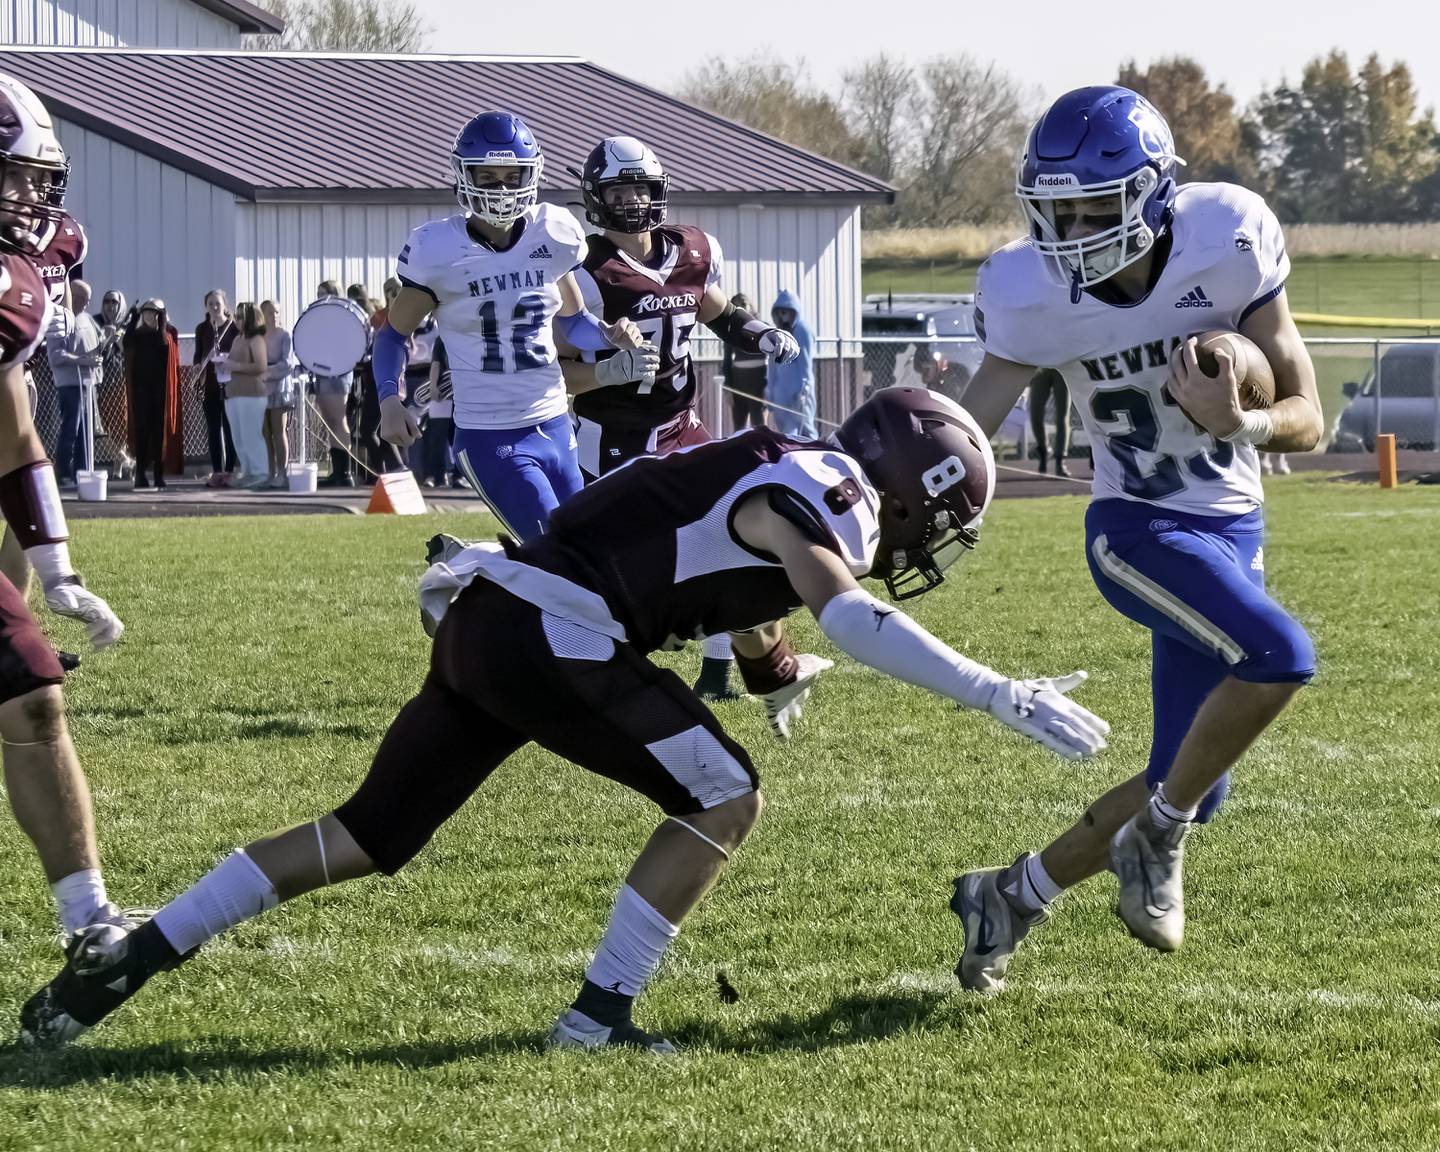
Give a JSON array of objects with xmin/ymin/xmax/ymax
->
[
  {"xmin": 20, "ymin": 918, "xmax": 181, "ymax": 1046},
  {"xmin": 761, "ymin": 653, "xmax": 833, "ymax": 740},
  {"xmin": 951, "ymin": 859, "xmax": 1049, "ymax": 994},
  {"xmin": 546, "ymin": 1007, "xmax": 677, "ymax": 1054},
  {"xmin": 692, "ymin": 657, "xmax": 743, "ymax": 703},
  {"xmin": 1110, "ymin": 810, "xmax": 1189, "ymax": 951},
  {"xmin": 421, "ymin": 533, "xmax": 474, "ymax": 636}
]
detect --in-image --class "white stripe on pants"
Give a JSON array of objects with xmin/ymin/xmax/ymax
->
[{"xmin": 224, "ymin": 395, "xmax": 270, "ymax": 480}]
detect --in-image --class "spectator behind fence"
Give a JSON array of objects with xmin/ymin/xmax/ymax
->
[
  {"xmin": 412, "ymin": 333, "xmax": 454, "ymax": 488},
  {"xmin": 261, "ymin": 300, "xmax": 295, "ymax": 489},
  {"xmin": 223, "ymin": 302, "xmax": 270, "ymax": 490},
  {"xmin": 1028, "ymin": 367, "xmax": 1072, "ymax": 476},
  {"xmin": 355, "ymin": 279, "xmax": 403, "ymax": 481},
  {"xmin": 764, "ymin": 289, "xmax": 816, "ymax": 438},
  {"xmin": 912, "ymin": 343, "xmax": 970, "ymax": 403},
  {"xmin": 312, "ymin": 279, "xmax": 356, "ymax": 488},
  {"xmin": 92, "ymin": 289, "xmax": 133, "ymax": 479},
  {"xmin": 723, "ymin": 292, "xmax": 767, "ymax": 432},
  {"xmin": 195, "ymin": 289, "xmax": 239, "ymax": 487},
  {"xmin": 47, "ymin": 279, "xmax": 102, "ymax": 485},
  {"xmin": 123, "ymin": 299, "xmax": 180, "ymax": 491}
]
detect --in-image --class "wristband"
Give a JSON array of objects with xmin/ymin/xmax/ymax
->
[
  {"xmin": 554, "ymin": 310, "xmax": 612, "ymax": 353},
  {"xmin": 1220, "ymin": 408, "xmax": 1275, "ymax": 446},
  {"xmin": 373, "ymin": 323, "xmax": 409, "ymax": 402}
]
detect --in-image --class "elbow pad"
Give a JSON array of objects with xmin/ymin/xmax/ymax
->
[
  {"xmin": 373, "ymin": 323, "xmax": 409, "ymax": 402},
  {"xmin": 705, "ymin": 302, "xmax": 774, "ymax": 354},
  {"xmin": 816, "ymin": 588, "xmax": 1005, "ymax": 711},
  {"xmin": 554, "ymin": 310, "xmax": 612, "ymax": 352}
]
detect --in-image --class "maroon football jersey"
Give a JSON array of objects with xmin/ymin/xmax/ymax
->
[
  {"xmin": 572, "ymin": 224, "xmax": 718, "ymax": 429},
  {"xmin": 33, "ymin": 212, "xmax": 86, "ymax": 303},
  {"xmin": 0, "ymin": 254, "xmax": 52, "ymax": 370},
  {"xmin": 517, "ymin": 428, "xmax": 882, "ymax": 654}
]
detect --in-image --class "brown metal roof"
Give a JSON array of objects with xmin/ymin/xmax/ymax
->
[
  {"xmin": 194, "ymin": 0, "xmax": 286, "ymax": 34},
  {"xmin": 0, "ymin": 47, "xmax": 894, "ymax": 204}
]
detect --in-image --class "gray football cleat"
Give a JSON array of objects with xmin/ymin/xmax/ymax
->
[
  {"xmin": 546, "ymin": 1008, "xmax": 677, "ymax": 1054},
  {"xmin": 950, "ymin": 858, "xmax": 1048, "ymax": 994},
  {"xmin": 1110, "ymin": 810, "xmax": 1189, "ymax": 952}
]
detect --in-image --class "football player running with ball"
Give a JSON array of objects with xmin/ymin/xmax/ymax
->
[
  {"xmin": 561, "ymin": 136, "xmax": 817, "ymax": 712},
  {"xmin": 22, "ymin": 390, "xmax": 1107, "ymax": 1052},
  {"xmin": 373, "ymin": 111, "xmax": 649, "ymax": 541},
  {"xmin": 0, "ymin": 73, "xmax": 127, "ymax": 943},
  {"xmin": 952, "ymin": 86, "xmax": 1323, "ymax": 992}
]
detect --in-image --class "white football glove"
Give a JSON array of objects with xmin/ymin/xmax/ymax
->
[
  {"xmin": 759, "ymin": 329, "xmax": 800, "ymax": 364},
  {"xmin": 595, "ymin": 343, "xmax": 661, "ymax": 388},
  {"xmin": 986, "ymin": 671, "xmax": 1109, "ymax": 760},
  {"xmin": 45, "ymin": 580, "xmax": 124, "ymax": 650},
  {"xmin": 761, "ymin": 653, "xmax": 833, "ymax": 740}
]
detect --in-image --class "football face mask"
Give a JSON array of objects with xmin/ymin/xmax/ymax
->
[{"xmin": 452, "ymin": 156, "xmax": 542, "ymax": 228}]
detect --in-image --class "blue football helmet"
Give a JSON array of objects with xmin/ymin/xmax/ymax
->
[
  {"xmin": 450, "ymin": 110, "xmax": 543, "ymax": 227},
  {"xmin": 1016, "ymin": 86, "xmax": 1183, "ymax": 295}
]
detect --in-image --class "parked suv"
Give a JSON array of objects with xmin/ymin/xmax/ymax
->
[
  {"xmin": 861, "ymin": 294, "xmax": 982, "ymax": 403},
  {"xmin": 1329, "ymin": 342, "xmax": 1440, "ymax": 452}
]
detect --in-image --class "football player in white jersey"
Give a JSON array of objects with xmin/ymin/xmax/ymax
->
[
  {"xmin": 373, "ymin": 111, "xmax": 651, "ymax": 540},
  {"xmin": 950, "ymin": 87, "xmax": 1324, "ymax": 992}
]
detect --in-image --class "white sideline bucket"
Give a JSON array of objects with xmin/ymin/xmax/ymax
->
[
  {"xmin": 76, "ymin": 470, "xmax": 108, "ymax": 502},
  {"xmin": 287, "ymin": 462, "xmax": 319, "ymax": 493}
]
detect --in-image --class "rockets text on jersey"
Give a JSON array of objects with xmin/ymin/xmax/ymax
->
[{"xmin": 572, "ymin": 224, "xmax": 723, "ymax": 429}]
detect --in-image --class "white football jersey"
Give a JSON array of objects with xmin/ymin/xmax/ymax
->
[
  {"xmin": 396, "ymin": 203, "xmax": 587, "ymax": 430},
  {"xmin": 976, "ymin": 182, "xmax": 1290, "ymax": 516}
]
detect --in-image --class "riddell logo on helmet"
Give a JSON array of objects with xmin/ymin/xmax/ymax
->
[
  {"xmin": 1034, "ymin": 174, "xmax": 1080, "ymax": 188},
  {"xmin": 636, "ymin": 292, "xmax": 697, "ymax": 313}
]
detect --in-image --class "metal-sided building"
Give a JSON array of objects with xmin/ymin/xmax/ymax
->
[{"xmin": 0, "ymin": 1, "xmax": 893, "ymax": 353}]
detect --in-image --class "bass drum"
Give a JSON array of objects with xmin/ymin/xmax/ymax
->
[{"xmin": 292, "ymin": 296, "xmax": 371, "ymax": 377}]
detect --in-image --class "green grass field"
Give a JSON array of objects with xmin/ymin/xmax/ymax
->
[{"xmin": 1, "ymin": 486, "xmax": 1437, "ymax": 1150}]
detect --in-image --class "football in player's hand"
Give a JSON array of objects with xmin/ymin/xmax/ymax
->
[{"xmin": 1190, "ymin": 330, "xmax": 1276, "ymax": 410}]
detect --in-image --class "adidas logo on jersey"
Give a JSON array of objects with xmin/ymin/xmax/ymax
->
[
  {"xmin": 528, "ymin": 244, "xmax": 552, "ymax": 260},
  {"xmin": 1175, "ymin": 286, "xmax": 1214, "ymax": 308}
]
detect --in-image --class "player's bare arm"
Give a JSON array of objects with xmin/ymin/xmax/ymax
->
[
  {"xmin": 1238, "ymin": 289, "xmax": 1324, "ymax": 451},
  {"xmin": 964, "ymin": 353, "xmax": 1039, "ymax": 439},
  {"xmin": 1168, "ymin": 293, "xmax": 1323, "ymax": 453},
  {"xmin": 731, "ymin": 494, "xmax": 1109, "ymax": 761},
  {"xmin": 0, "ymin": 361, "xmax": 49, "ymax": 474}
]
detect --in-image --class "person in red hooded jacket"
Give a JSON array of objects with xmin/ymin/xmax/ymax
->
[{"xmin": 122, "ymin": 299, "xmax": 181, "ymax": 490}]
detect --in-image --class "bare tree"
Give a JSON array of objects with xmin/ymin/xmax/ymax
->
[
  {"xmin": 249, "ymin": 0, "xmax": 428, "ymax": 52},
  {"xmin": 678, "ymin": 55, "xmax": 863, "ymax": 169},
  {"xmin": 901, "ymin": 56, "xmax": 1035, "ymax": 227},
  {"xmin": 841, "ymin": 53, "xmax": 915, "ymax": 183}
]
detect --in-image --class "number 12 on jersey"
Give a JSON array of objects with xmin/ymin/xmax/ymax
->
[{"xmin": 477, "ymin": 294, "xmax": 552, "ymax": 374}]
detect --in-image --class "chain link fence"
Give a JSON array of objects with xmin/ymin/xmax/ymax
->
[
  {"xmin": 688, "ymin": 336, "xmax": 1440, "ymax": 455},
  {"xmin": 26, "ymin": 334, "xmax": 1439, "ymax": 474}
]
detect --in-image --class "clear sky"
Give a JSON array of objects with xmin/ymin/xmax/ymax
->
[{"xmin": 414, "ymin": 0, "xmax": 1440, "ymax": 117}]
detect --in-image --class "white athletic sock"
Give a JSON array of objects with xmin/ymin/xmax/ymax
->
[
  {"xmin": 584, "ymin": 884, "xmax": 679, "ymax": 998},
  {"xmin": 152, "ymin": 850, "xmax": 279, "ymax": 955},
  {"xmin": 1000, "ymin": 852, "xmax": 1060, "ymax": 914},
  {"xmin": 1147, "ymin": 785, "xmax": 1198, "ymax": 833},
  {"xmin": 702, "ymin": 634, "xmax": 733, "ymax": 661},
  {"xmin": 51, "ymin": 868, "xmax": 109, "ymax": 936}
]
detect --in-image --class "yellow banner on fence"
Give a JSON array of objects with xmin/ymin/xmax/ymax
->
[{"xmin": 1292, "ymin": 311, "xmax": 1440, "ymax": 329}]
